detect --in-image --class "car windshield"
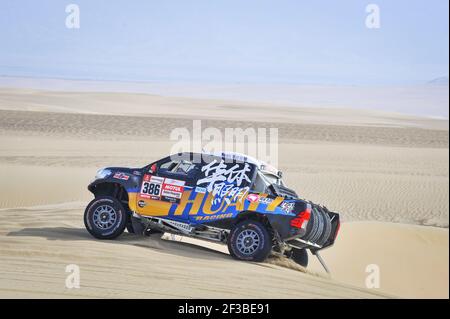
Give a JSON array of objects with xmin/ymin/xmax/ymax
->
[{"xmin": 260, "ymin": 171, "xmax": 283, "ymax": 186}]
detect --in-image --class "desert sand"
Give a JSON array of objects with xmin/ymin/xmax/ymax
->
[{"xmin": 0, "ymin": 87, "xmax": 448, "ymax": 298}]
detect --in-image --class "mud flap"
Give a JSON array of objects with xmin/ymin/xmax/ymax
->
[{"xmin": 131, "ymin": 214, "xmax": 145, "ymax": 235}]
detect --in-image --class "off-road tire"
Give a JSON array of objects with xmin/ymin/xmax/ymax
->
[
  {"xmin": 84, "ymin": 196, "xmax": 127, "ymax": 239},
  {"xmin": 228, "ymin": 220, "xmax": 272, "ymax": 262}
]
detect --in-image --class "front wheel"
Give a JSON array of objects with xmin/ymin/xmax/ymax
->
[
  {"xmin": 227, "ymin": 220, "xmax": 272, "ymax": 262},
  {"xmin": 84, "ymin": 196, "xmax": 127, "ymax": 239}
]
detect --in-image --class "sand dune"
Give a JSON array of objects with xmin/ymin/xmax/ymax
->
[
  {"xmin": 0, "ymin": 203, "xmax": 446, "ymax": 298},
  {"xmin": 0, "ymin": 87, "xmax": 448, "ymax": 298},
  {"xmin": 310, "ymin": 222, "xmax": 449, "ymax": 299},
  {"xmin": 0, "ymin": 109, "xmax": 448, "ymax": 147},
  {"xmin": 0, "ymin": 204, "xmax": 389, "ymax": 299},
  {"xmin": 0, "ymin": 87, "xmax": 448, "ymax": 130}
]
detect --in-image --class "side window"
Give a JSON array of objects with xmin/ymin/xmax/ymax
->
[
  {"xmin": 173, "ymin": 160, "xmax": 197, "ymax": 175},
  {"xmin": 159, "ymin": 160, "xmax": 178, "ymax": 172},
  {"xmin": 159, "ymin": 159, "xmax": 200, "ymax": 179}
]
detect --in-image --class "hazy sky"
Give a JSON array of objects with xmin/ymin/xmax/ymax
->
[{"xmin": 0, "ymin": 0, "xmax": 448, "ymax": 85}]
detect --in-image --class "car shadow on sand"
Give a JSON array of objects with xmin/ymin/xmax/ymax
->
[{"xmin": 7, "ymin": 227, "xmax": 231, "ymax": 261}]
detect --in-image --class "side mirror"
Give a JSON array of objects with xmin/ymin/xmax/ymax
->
[{"xmin": 150, "ymin": 163, "xmax": 157, "ymax": 174}]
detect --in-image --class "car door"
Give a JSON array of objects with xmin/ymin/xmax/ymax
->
[{"xmin": 136, "ymin": 158, "xmax": 200, "ymax": 220}]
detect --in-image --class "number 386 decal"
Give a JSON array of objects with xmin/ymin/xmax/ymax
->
[
  {"xmin": 140, "ymin": 175, "xmax": 164, "ymax": 199},
  {"xmin": 142, "ymin": 181, "xmax": 161, "ymax": 195}
]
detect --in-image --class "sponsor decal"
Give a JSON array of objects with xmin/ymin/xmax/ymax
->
[
  {"xmin": 162, "ymin": 184, "xmax": 183, "ymax": 193},
  {"xmin": 247, "ymin": 193, "xmax": 259, "ymax": 202},
  {"xmin": 194, "ymin": 186, "xmax": 207, "ymax": 193},
  {"xmin": 161, "ymin": 181, "xmax": 185, "ymax": 203},
  {"xmin": 138, "ymin": 200, "xmax": 146, "ymax": 208},
  {"xmin": 279, "ymin": 201, "xmax": 295, "ymax": 214},
  {"xmin": 197, "ymin": 159, "xmax": 251, "ymax": 192},
  {"xmin": 197, "ymin": 159, "xmax": 252, "ymax": 205},
  {"xmin": 113, "ymin": 172, "xmax": 130, "ymax": 180},
  {"xmin": 139, "ymin": 175, "xmax": 185, "ymax": 204},
  {"xmin": 211, "ymin": 183, "xmax": 248, "ymax": 205},
  {"xmin": 194, "ymin": 213, "xmax": 233, "ymax": 221},
  {"xmin": 258, "ymin": 197, "xmax": 273, "ymax": 205},
  {"xmin": 132, "ymin": 170, "xmax": 142, "ymax": 176},
  {"xmin": 163, "ymin": 178, "xmax": 185, "ymax": 186}
]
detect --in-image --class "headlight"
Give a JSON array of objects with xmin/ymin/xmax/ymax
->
[{"xmin": 95, "ymin": 168, "xmax": 112, "ymax": 180}]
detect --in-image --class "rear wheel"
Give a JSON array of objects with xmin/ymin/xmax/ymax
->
[
  {"xmin": 84, "ymin": 196, "xmax": 127, "ymax": 239},
  {"xmin": 227, "ymin": 220, "xmax": 272, "ymax": 262}
]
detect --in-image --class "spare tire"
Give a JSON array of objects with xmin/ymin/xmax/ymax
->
[
  {"xmin": 316, "ymin": 207, "xmax": 332, "ymax": 247},
  {"xmin": 301, "ymin": 203, "xmax": 331, "ymax": 248},
  {"xmin": 310, "ymin": 206, "xmax": 325, "ymax": 244}
]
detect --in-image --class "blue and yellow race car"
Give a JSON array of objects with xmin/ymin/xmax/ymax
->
[{"xmin": 84, "ymin": 152, "xmax": 340, "ymax": 269}]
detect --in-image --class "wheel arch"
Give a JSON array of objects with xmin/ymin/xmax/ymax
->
[
  {"xmin": 234, "ymin": 211, "xmax": 274, "ymax": 232},
  {"xmin": 89, "ymin": 182, "xmax": 130, "ymax": 209}
]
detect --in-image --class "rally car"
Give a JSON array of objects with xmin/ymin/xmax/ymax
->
[{"xmin": 84, "ymin": 152, "xmax": 340, "ymax": 269}]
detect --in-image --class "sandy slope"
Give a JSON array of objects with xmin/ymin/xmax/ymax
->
[
  {"xmin": 0, "ymin": 204, "xmax": 389, "ymax": 299},
  {"xmin": 0, "ymin": 204, "xmax": 446, "ymax": 298},
  {"xmin": 310, "ymin": 222, "xmax": 449, "ymax": 299},
  {"xmin": 0, "ymin": 87, "xmax": 448, "ymax": 298}
]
